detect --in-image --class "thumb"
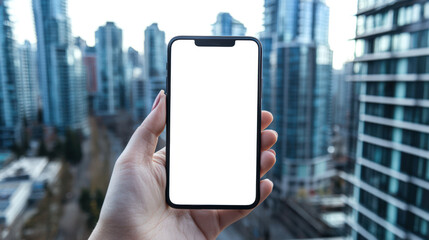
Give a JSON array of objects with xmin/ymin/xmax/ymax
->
[{"xmin": 123, "ymin": 90, "xmax": 166, "ymax": 162}]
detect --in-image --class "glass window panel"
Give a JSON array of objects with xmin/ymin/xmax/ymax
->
[
  {"xmin": 357, "ymin": 15, "xmax": 366, "ymax": 35},
  {"xmin": 396, "ymin": 59, "xmax": 408, "ymax": 74},
  {"xmin": 387, "ymin": 203, "xmax": 397, "ymax": 225},
  {"xmin": 355, "ymin": 39, "xmax": 365, "ymax": 57},
  {"xmin": 412, "ymin": 4, "xmax": 421, "ymax": 23},
  {"xmin": 425, "ymin": 2, "xmax": 429, "ymax": 19}
]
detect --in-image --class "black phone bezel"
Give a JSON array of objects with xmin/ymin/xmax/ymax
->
[{"xmin": 166, "ymin": 36, "xmax": 262, "ymax": 209}]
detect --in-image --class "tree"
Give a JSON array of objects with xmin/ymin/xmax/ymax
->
[
  {"xmin": 64, "ymin": 129, "xmax": 83, "ymax": 164},
  {"xmin": 79, "ymin": 188, "xmax": 91, "ymax": 213},
  {"xmin": 38, "ymin": 140, "xmax": 48, "ymax": 157},
  {"xmin": 79, "ymin": 188, "xmax": 105, "ymax": 229}
]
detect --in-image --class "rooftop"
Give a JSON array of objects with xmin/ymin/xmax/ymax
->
[{"xmin": 0, "ymin": 157, "xmax": 48, "ymax": 182}]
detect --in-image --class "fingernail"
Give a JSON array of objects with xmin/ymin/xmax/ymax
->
[
  {"xmin": 273, "ymin": 131, "xmax": 278, "ymax": 139},
  {"xmin": 152, "ymin": 90, "xmax": 164, "ymax": 111},
  {"xmin": 267, "ymin": 179, "xmax": 274, "ymax": 188}
]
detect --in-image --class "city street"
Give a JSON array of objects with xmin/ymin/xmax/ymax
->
[{"xmin": 56, "ymin": 120, "xmax": 123, "ymax": 240}]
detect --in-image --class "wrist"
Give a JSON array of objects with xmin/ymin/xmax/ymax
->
[{"xmin": 89, "ymin": 219, "xmax": 144, "ymax": 240}]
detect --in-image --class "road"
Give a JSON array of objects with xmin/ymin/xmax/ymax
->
[
  {"xmin": 56, "ymin": 137, "xmax": 91, "ymax": 240},
  {"xmin": 56, "ymin": 125, "xmax": 123, "ymax": 240}
]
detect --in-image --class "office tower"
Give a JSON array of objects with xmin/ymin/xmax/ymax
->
[
  {"xmin": 83, "ymin": 46, "xmax": 97, "ymax": 112},
  {"xmin": 18, "ymin": 41, "xmax": 39, "ymax": 124},
  {"xmin": 262, "ymin": 0, "xmax": 333, "ymax": 196},
  {"xmin": 330, "ymin": 63, "xmax": 359, "ymax": 167},
  {"xmin": 127, "ymin": 47, "xmax": 140, "ymax": 68},
  {"xmin": 126, "ymin": 47, "xmax": 142, "ymax": 116},
  {"xmin": 95, "ymin": 22, "xmax": 124, "ymax": 115},
  {"xmin": 125, "ymin": 47, "xmax": 141, "ymax": 111},
  {"xmin": 144, "ymin": 23, "xmax": 166, "ymax": 112},
  {"xmin": 131, "ymin": 76, "xmax": 147, "ymax": 125},
  {"xmin": 33, "ymin": 0, "xmax": 88, "ymax": 132},
  {"xmin": 347, "ymin": 1, "xmax": 429, "ymax": 239},
  {"xmin": 0, "ymin": 0, "xmax": 20, "ymax": 148},
  {"xmin": 212, "ymin": 12, "xmax": 247, "ymax": 36}
]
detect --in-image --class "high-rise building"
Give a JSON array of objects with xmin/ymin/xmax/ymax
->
[
  {"xmin": 262, "ymin": 0, "xmax": 333, "ymax": 196},
  {"xmin": 95, "ymin": 22, "xmax": 124, "ymax": 115},
  {"xmin": 212, "ymin": 12, "xmax": 247, "ymax": 36},
  {"xmin": 33, "ymin": 0, "xmax": 88, "ymax": 132},
  {"xmin": 347, "ymin": 1, "xmax": 429, "ymax": 239},
  {"xmin": 144, "ymin": 23, "xmax": 166, "ymax": 113},
  {"xmin": 131, "ymin": 75, "xmax": 147, "ymax": 125},
  {"xmin": 18, "ymin": 41, "xmax": 39, "ymax": 124},
  {"xmin": 84, "ymin": 47, "xmax": 97, "ymax": 94},
  {"xmin": 0, "ymin": 0, "xmax": 20, "ymax": 148},
  {"xmin": 125, "ymin": 47, "xmax": 141, "ymax": 111}
]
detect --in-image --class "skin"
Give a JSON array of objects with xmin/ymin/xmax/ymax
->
[{"xmin": 89, "ymin": 90, "xmax": 278, "ymax": 240}]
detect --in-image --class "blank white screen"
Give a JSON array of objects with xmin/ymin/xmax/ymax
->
[{"xmin": 169, "ymin": 39, "xmax": 259, "ymax": 206}]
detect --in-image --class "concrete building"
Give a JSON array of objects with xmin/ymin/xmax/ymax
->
[
  {"xmin": 0, "ymin": 181, "xmax": 32, "ymax": 238},
  {"xmin": 0, "ymin": 157, "xmax": 61, "ymax": 239}
]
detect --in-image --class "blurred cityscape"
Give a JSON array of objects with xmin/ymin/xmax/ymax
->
[{"xmin": 0, "ymin": 0, "xmax": 428, "ymax": 239}]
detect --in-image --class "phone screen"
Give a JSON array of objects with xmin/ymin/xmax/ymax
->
[{"xmin": 167, "ymin": 37, "xmax": 260, "ymax": 207}]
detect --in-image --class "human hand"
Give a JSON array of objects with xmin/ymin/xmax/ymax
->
[{"xmin": 89, "ymin": 90, "xmax": 278, "ymax": 240}]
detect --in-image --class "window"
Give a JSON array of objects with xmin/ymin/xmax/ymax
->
[
  {"xmin": 357, "ymin": 15, "xmax": 366, "ymax": 35},
  {"xmin": 392, "ymin": 33, "xmax": 410, "ymax": 51},
  {"xmin": 362, "ymin": 142, "xmax": 392, "ymax": 167},
  {"xmin": 355, "ymin": 39, "xmax": 366, "ymax": 57},
  {"xmin": 387, "ymin": 203, "xmax": 397, "ymax": 225},
  {"xmin": 403, "ymin": 106, "xmax": 429, "ymax": 125},
  {"xmin": 366, "ymin": 82, "xmax": 395, "ymax": 97},
  {"xmin": 425, "ymin": 2, "xmax": 429, "ymax": 19},
  {"xmin": 398, "ymin": 4, "xmax": 421, "ymax": 26},
  {"xmin": 396, "ymin": 59, "xmax": 408, "ymax": 74},
  {"xmin": 365, "ymin": 103, "xmax": 395, "ymax": 118},
  {"xmin": 401, "ymin": 129, "xmax": 429, "ymax": 150},
  {"xmin": 363, "ymin": 122, "xmax": 393, "ymax": 141},
  {"xmin": 366, "ymin": 15, "xmax": 374, "ymax": 32},
  {"xmin": 374, "ymin": 35, "xmax": 390, "ymax": 52}
]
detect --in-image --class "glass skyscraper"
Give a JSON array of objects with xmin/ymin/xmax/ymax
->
[
  {"xmin": 212, "ymin": 12, "xmax": 247, "ymax": 36},
  {"xmin": 347, "ymin": 0, "xmax": 429, "ymax": 239},
  {"xmin": 33, "ymin": 0, "xmax": 88, "ymax": 132},
  {"xmin": 95, "ymin": 22, "xmax": 124, "ymax": 115},
  {"xmin": 18, "ymin": 41, "xmax": 39, "ymax": 124},
  {"xmin": 144, "ymin": 23, "xmax": 166, "ymax": 115},
  {"xmin": 0, "ymin": 0, "xmax": 20, "ymax": 148},
  {"xmin": 262, "ymin": 0, "xmax": 333, "ymax": 196}
]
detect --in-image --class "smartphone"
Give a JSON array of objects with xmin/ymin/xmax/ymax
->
[{"xmin": 166, "ymin": 36, "xmax": 261, "ymax": 209}]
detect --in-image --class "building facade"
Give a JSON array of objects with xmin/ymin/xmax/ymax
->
[
  {"xmin": 262, "ymin": 0, "xmax": 334, "ymax": 196},
  {"xmin": 124, "ymin": 47, "xmax": 146, "ymax": 125},
  {"xmin": 95, "ymin": 22, "xmax": 124, "ymax": 115},
  {"xmin": 83, "ymin": 46, "xmax": 97, "ymax": 113},
  {"xmin": 212, "ymin": 12, "xmax": 247, "ymax": 36},
  {"xmin": 144, "ymin": 23, "xmax": 166, "ymax": 114},
  {"xmin": 347, "ymin": 0, "xmax": 429, "ymax": 239},
  {"xmin": 18, "ymin": 41, "xmax": 39, "ymax": 125},
  {"xmin": 32, "ymin": 0, "xmax": 88, "ymax": 132},
  {"xmin": 0, "ymin": 0, "xmax": 20, "ymax": 149}
]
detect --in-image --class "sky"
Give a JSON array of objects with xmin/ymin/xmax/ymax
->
[{"xmin": 9, "ymin": 0, "xmax": 357, "ymax": 69}]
